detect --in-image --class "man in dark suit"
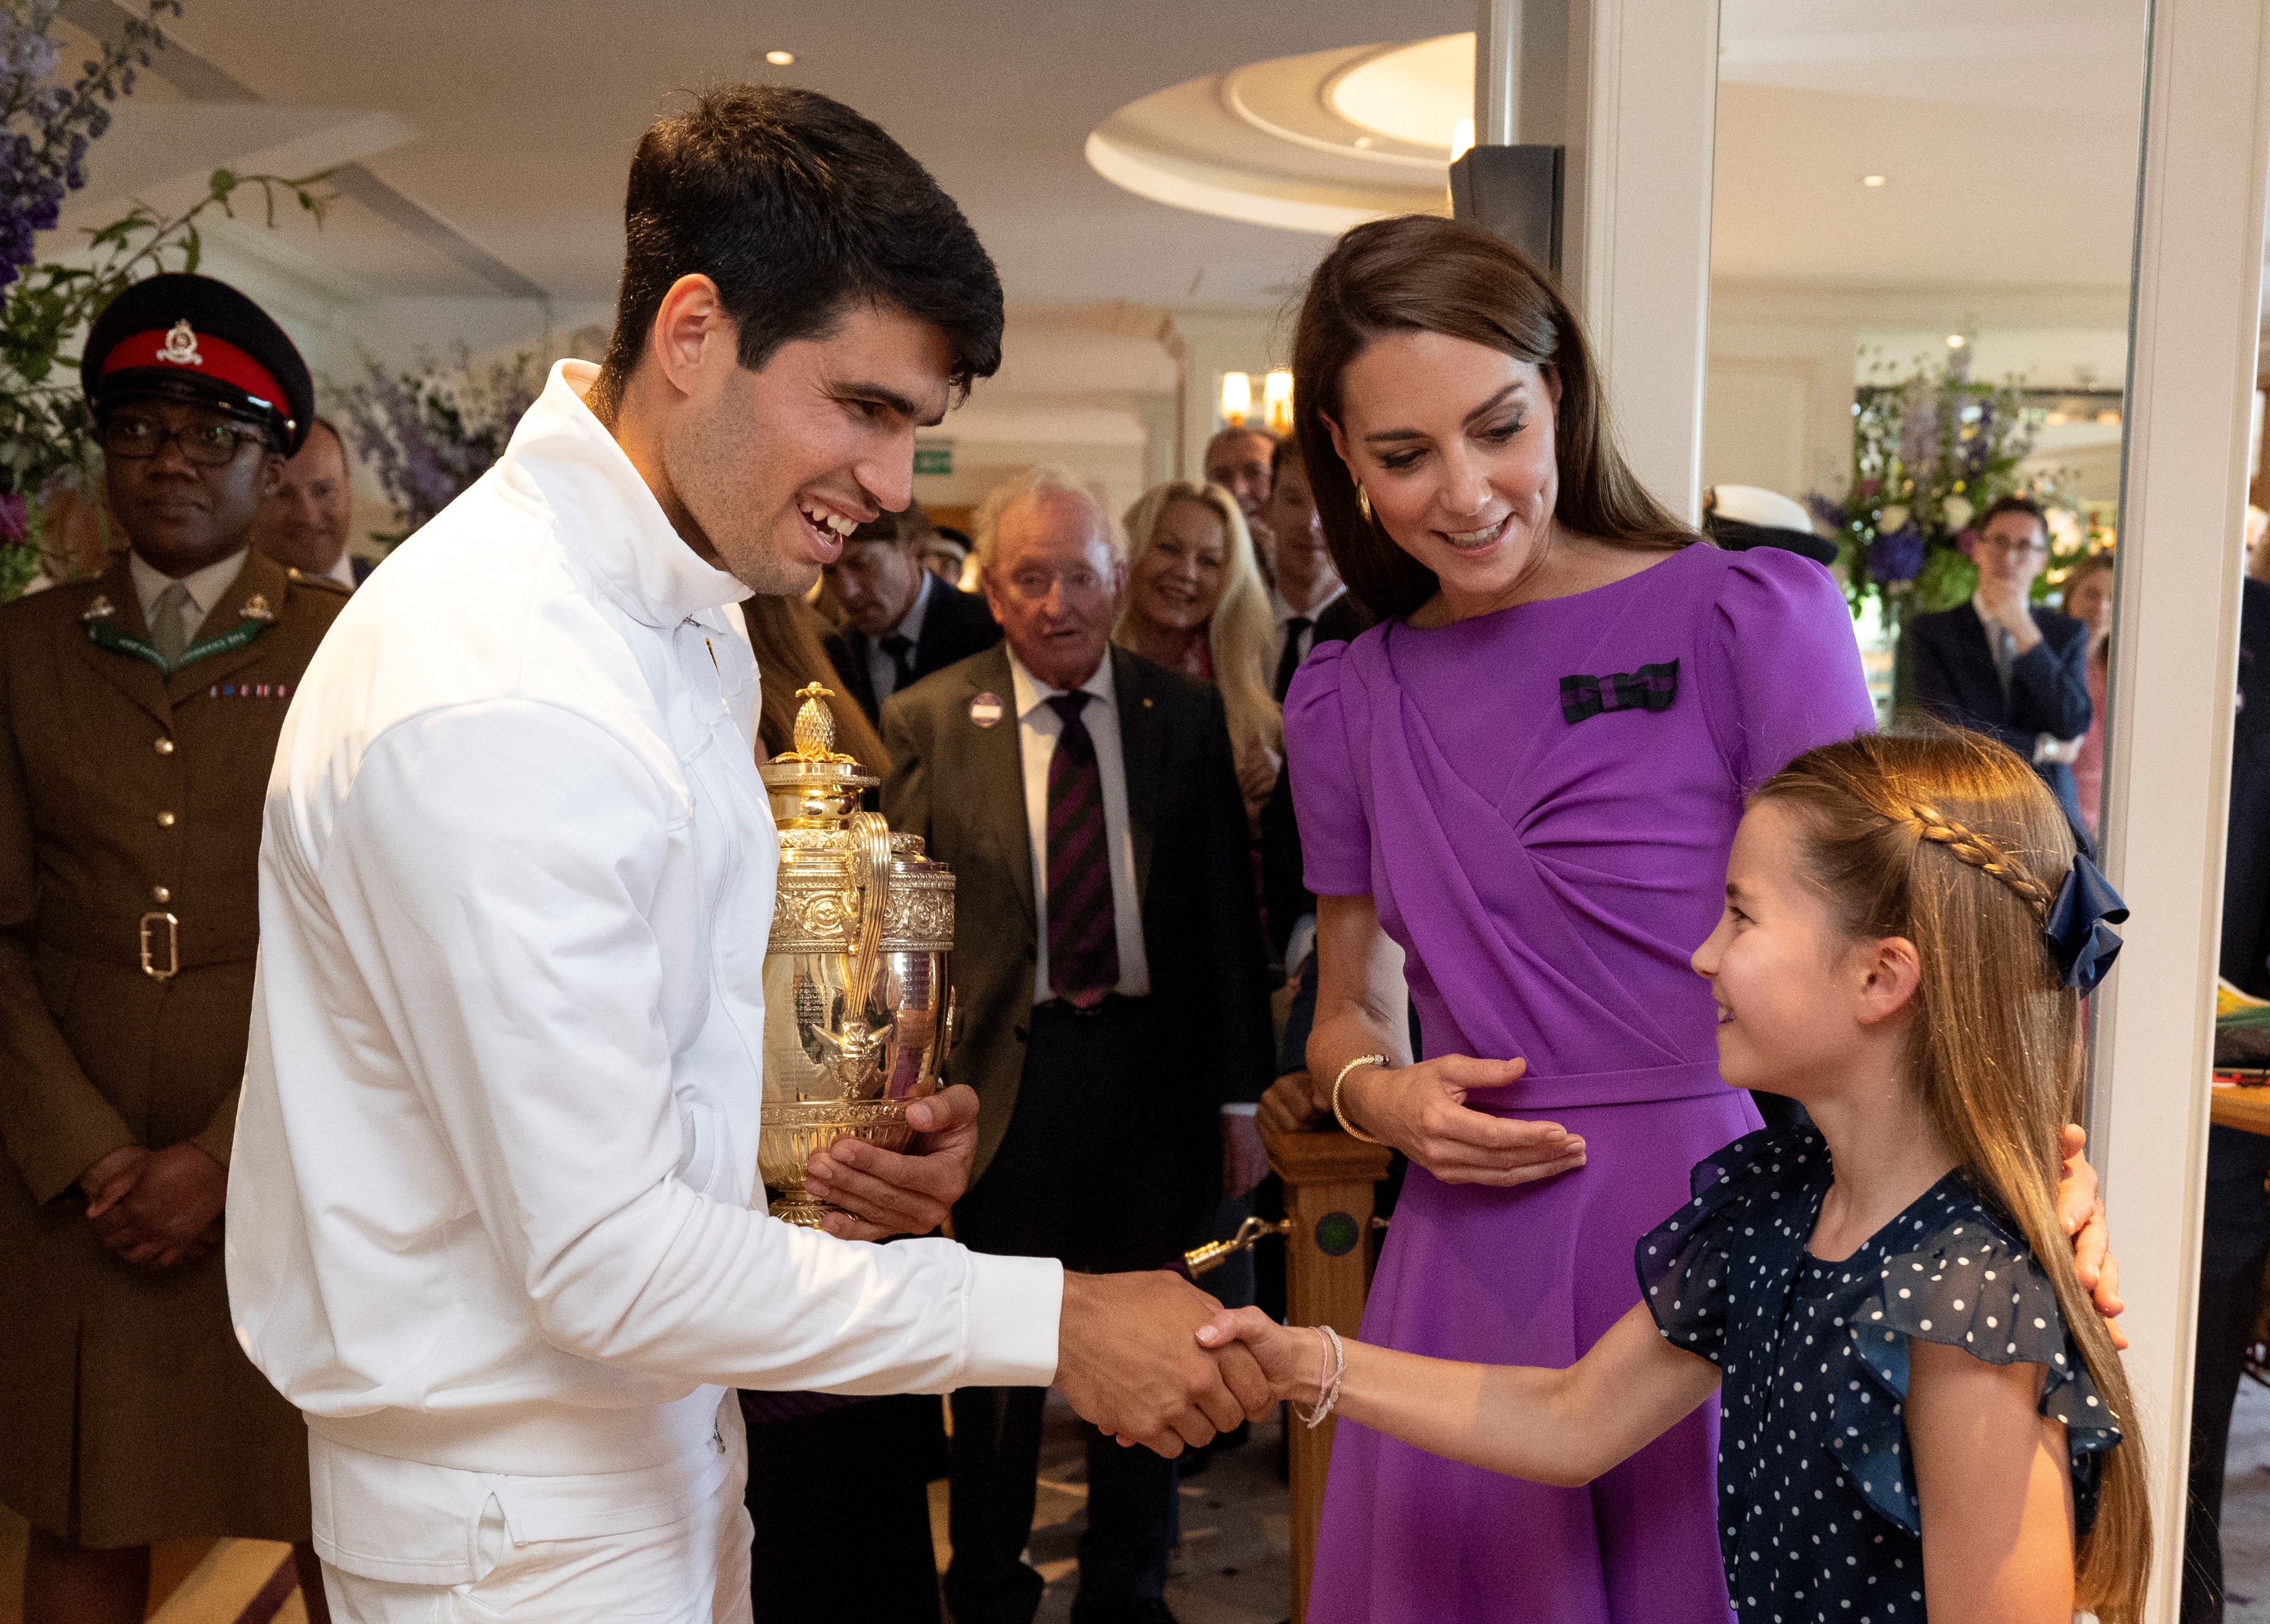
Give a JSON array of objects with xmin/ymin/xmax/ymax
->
[
  {"xmin": 823, "ymin": 506, "xmax": 999, "ymax": 722},
  {"xmin": 1902, "ymin": 494, "xmax": 2094, "ymax": 840},
  {"xmin": 882, "ymin": 471, "xmax": 1272, "ymax": 1624}
]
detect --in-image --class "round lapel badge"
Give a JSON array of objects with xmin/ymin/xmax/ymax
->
[{"xmin": 968, "ymin": 691, "xmax": 1005, "ymax": 729}]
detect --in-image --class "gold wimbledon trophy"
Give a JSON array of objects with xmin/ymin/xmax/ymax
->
[{"xmin": 757, "ymin": 683, "xmax": 955, "ymax": 1227}]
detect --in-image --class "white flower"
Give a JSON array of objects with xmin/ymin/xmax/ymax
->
[
  {"xmin": 1942, "ymin": 495, "xmax": 1975, "ymax": 530},
  {"xmin": 1876, "ymin": 505, "xmax": 1910, "ymax": 534}
]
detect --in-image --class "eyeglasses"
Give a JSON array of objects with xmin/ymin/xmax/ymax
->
[
  {"xmin": 101, "ymin": 414, "xmax": 266, "ymax": 467},
  {"xmin": 1975, "ymin": 535, "xmax": 2048, "ymax": 558}
]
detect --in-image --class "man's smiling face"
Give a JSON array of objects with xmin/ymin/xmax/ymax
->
[{"xmin": 661, "ymin": 300, "xmax": 954, "ymax": 597}]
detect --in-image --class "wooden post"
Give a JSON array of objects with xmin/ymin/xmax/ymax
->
[{"xmin": 1264, "ymin": 1128, "xmax": 1394, "ymax": 1624}]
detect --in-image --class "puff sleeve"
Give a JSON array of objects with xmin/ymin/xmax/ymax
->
[
  {"xmin": 1283, "ymin": 637, "xmax": 1374, "ymax": 897},
  {"xmin": 1636, "ymin": 1126, "xmax": 1827, "ymax": 1368},
  {"xmin": 1692, "ymin": 547, "xmax": 1878, "ymax": 791},
  {"xmin": 1837, "ymin": 1223, "xmax": 2121, "ymax": 1538}
]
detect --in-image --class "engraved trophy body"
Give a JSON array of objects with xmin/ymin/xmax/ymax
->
[{"xmin": 757, "ymin": 684, "xmax": 955, "ymax": 1226}]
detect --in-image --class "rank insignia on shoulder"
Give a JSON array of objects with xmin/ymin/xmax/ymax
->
[
  {"xmin": 239, "ymin": 593, "xmax": 277, "ymax": 622},
  {"xmin": 284, "ymin": 567, "xmax": 350, "ymax": 594},
  {"xmin": 79, "ymin": 593, "xmax": 116, "ymax": 622}
]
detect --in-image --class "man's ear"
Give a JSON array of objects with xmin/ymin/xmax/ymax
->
[
  {"xmin": 261, "ymin": 452, "xmax": 286, "ymax": 497},
  {"xmin": 1854, "ymin": 935, "xmax": 1922, "ymax": 1026},
  {"xmin": 647, "ymin": 274, "xmax": 732, "ymax": 400}
]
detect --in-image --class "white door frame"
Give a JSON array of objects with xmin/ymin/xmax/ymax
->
[{"xmin": 2092, "ymin": 3, "xmax": 2270, "ymax": 1616}]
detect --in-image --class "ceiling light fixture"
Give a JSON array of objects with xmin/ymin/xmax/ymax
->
[
  {"xmin": 765, "ymin": 49, "xmax": 795, "ymax": 66},
  {"xmin": 1220, "ymin": 372, "xmax": 1253, "ymax": 427},
  {"xmin": 1262, "ymin": 368, "xmax": 1295, "ymax": 435},
  {"xmin": 1946, "ymin": 335, "xmax": 1967, "ymax": 349},
  {"xmin": 1862, "ymin": 174, "xmax": 1888, "ymax": 187}
]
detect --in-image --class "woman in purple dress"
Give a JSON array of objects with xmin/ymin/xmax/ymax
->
[{"xmin": 1279, "ymin": 217, "xmax": 1877, "ymax": 1622}]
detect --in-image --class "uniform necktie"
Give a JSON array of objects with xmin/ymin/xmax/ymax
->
[
  {"xmin": 1991, "ymin": 622, "xmax": 2018, "ymax": 705},
  {"xmin": 150, "ymin": 581, "xmax": 192, "ymax": 668},
  {"xmin": 1045, "ymin": 692, "xmax": 1118, "ymax": 1008},
  {"xmin": 1274, "ymin": 616, "xmax": 1312, "ymax": 701},
  {"xmin": 879, "ymin": 633, "xmax": 916, "ymax": 699}
]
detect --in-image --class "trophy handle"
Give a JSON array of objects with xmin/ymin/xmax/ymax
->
[
  {"xmin": 939, "ymin": 984, "xmax": 957, "ymax": 1071},
  {"xmin": 847, "ymin": 809, "xmax": 892, "ymax": 1016}
]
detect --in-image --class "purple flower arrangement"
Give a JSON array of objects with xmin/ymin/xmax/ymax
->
[
  {"xmin": 1808, "ymin": 352, "xmax": 2067, "ymax": 621},
  {"xmin": 335, "ymin": 350, "xmax": 540, "ymax": 543}
]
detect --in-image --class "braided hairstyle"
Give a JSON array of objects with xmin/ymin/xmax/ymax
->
[{"xmin": 1753, "ymin": 728, "xmax": 2147, "ymax": 1623}]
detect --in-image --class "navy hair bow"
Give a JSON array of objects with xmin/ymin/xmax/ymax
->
[{"xmin": 2042, "ymin": 853, "xmax": 2128, "ymax": 995}]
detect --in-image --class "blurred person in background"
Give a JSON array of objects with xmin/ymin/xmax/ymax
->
[
  {"xmin": 919, "ymin": 524, "xmax": 972, "ymax": 585},
  {"xmin": 821, "ymin": 505, "xmax": 999, "ymax": 724},
  {"xmin": 252, "ymin": 416, "xmax": 370, "ymax": 588},
  {"xmin": 738, "ymin": 593, "xmax": 888, "ymax": 766},
  {"xmin": 1115, "ymin": 481, "xmax": 1281, "ymax": 824},
  {"xmin": 1265, "ymin": 438, "xmax": 1343, "ymax": 705},
  {"xmin": 2061, "ymin": 551, "xmax": 2116, "ymax": 839},
  {"xmin": 883, "ymin": 467, "xmax": 1273, "ymax": 1624},
  {"xmin": 1903, "ymin": 494, "xmax": 2093, "ymax": 844},
  {"xmin": 2246, "ymin": 505, "xmax": 2270, "ymax": 585},
  {"xmin": 1204, "ymin": 424, "xmax": 1277, "ymax": 577}
]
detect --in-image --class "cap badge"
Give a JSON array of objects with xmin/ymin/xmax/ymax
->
[
  {"xmin": 157, "ymin": 321, "xmax": 202, "ymax": 368},
  {"xmin": 238, "ymin": 593, "xmax": 276, "ymax": 622},
  {"xmin": 79, "ymin": 593, "xmax": 115, "ymax": 622}
]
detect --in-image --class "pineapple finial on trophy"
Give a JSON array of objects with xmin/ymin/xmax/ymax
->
[{"xmin": 777, "ymin": 681, "xmax": 858, "ymax": 766}]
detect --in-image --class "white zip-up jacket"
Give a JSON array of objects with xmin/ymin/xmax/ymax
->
[{"xmin": 227, "ymin": 362, "xmax": 1059, "ymax": 1526}]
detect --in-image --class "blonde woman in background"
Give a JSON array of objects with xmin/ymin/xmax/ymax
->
[{"xmin": 1117, "ymin": 480, "xmax": 1283, "ymax": 817}]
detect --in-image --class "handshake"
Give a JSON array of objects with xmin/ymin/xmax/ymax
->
[{"xmin": 800, "ymin": 1082, "xmax": 1284, "ymax": 1453}]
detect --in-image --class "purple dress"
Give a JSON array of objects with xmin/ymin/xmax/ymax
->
[{"xmin": 1285, "ymin": 543, "xmax": 1875, "ymax": 1624}]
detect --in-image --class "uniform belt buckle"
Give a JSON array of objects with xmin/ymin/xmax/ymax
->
[{"xmin": 138, "ymin": 911, "xmax": 179, "ymax": 981}]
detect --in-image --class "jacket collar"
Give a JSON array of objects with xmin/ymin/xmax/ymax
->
[{"xmin": 496, "ymin": 360, "xmax": 752, "ymax": 629}]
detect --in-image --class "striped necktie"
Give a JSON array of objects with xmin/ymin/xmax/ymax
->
[{"xmin": 1045, "ymin": 692, "xmax": 1119, "ymax": 1008}]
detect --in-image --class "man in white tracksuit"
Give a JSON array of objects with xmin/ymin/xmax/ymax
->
[{"xmin": 225, "ymin": 86, "xmax": 1267, "ymax": 1622}]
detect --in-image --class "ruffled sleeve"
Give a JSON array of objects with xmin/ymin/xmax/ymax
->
[
  {"xmin": 1636, "ymin": 1125, "xmax": 1827, "ymax": 1368},
  {"xmin": 1835, "ymin": 1212, "xmax": 2122, "ymax": 1538},
  {"xmin": 1692, "ymin": 546, "xmax": 1879, "ymax": 791},
  {"xmin": 1283, "ymin": 636, "xmax": 1373, "ymax": 897}
]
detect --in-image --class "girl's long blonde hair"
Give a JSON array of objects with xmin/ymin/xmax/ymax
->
[
  {"xmin": 1116, "ymin": 480, "xmax": 1282, "ymax": 762},
  {"xmin": 1754, "ymin": 729, "xmax": 2147, "ymax": 1623}
]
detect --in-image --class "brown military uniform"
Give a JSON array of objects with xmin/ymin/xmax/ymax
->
[{"xmin": 0, "ymin": 547, "xmax": 348, "ymax": 1546}]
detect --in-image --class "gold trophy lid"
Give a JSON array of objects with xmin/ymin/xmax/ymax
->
[{"xmin": 759, "ymin": 683, "xmax": 879, "ymax": 793}]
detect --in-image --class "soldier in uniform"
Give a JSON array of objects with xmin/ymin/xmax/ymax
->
[{"xmin": 0, "ymin": 273, "xmax": 342, "ymax": 1622}]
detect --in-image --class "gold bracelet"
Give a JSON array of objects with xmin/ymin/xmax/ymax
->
[{"xmin": 1332, "ymin": 1053, "xmax": 1389, "ymax": 1144}]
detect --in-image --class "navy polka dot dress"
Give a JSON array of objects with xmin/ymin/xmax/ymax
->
[{"xmin": 1635, "ymin": 1126, "xmax": 2120, "ymax": 1622}]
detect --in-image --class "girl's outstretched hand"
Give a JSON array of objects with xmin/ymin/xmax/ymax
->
[{"xmin": 1194, "ymin": 1307, "xmax": 1327, "ymax": 1408}]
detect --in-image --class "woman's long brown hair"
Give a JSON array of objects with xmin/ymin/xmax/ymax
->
[
  {"xmin": 1290, "ymin": 215, "xmax": 1694, "ymax": 621},
  {"xmin": 738, "ymin": 592, "xmax": 890, "ymax": 772},
  {"xmin": 1754, "ymin": 729, "xmax": 2148, "ymax": 1623}
]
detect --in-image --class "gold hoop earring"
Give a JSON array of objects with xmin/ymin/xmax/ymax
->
[{"xmin": 1357, "ymin": 484, "xmax": 1373, "ymax": 522}]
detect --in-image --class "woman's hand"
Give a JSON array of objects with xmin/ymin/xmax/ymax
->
[
  {"xmin": 1235, "ymin": 741, "xmax": 1279, "ymax": 810},
  {"xmin": 1196, "ymin": 1306, "xmax": 1327, "ymax": 1407},
  {"xmin": 1338, "ymin": 1056, "xmax": 1587, "ymax": 1186},
  {"xmin": 2057, "ymin": 1123, "xmax": 2126, "ymax": 1350}
]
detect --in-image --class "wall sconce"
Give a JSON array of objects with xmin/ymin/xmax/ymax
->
[
  {"xmin": 1219, "ymin": 371, "xmax": 1253, "ymax": 427},
  {"xmin": 1262, "ymin": 368, "xmax": 1294, "ymax": 435}
]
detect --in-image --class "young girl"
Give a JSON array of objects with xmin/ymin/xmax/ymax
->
[{"xmin": 1200, "ymin": 731, "xmax": 2149, "ymax": 1623}]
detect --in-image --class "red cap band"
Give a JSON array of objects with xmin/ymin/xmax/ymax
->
[{"xmin": 98, "ymin": 324, "xmax": 289, "ymax": 420}]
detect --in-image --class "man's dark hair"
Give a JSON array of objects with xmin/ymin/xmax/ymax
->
[
  {"xmin": 592, "ymin": 86, "xmax": 1002, "ymax": 417},
  {"xmin": 1980, "ymin": 494, "xmax": 2048, "ymax": 536},
  {"xmin": 845, "ymin": 504, "xmax": 931, "ymax": 549},
  {"xmin": 1269, "ymin": 434, "xmax": 1304, "ymax": 486}
]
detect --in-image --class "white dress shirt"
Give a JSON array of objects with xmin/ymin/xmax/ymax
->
[
  {"xmin": 128, "ymin": 545, "xmax": 247, "ymax": 634},
  {"xmin": 1007, "ymin": 648, "xmax": 1150, "ymax": 1005},
  {"xmin": 1270, "ymin": 583, "xmax": 1343, "ymax": 679},
  {"xmin": 322, "ymin": 549, "xmax": 359, "ymax": 590},
  {"xmin": 864, "ymin": 566, "xmax": 934, "ymax": 705},
  {"xmin": 228, "ymin": 361, "xmax": 1059, "ymax": 1583}
]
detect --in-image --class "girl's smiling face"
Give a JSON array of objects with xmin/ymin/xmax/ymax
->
[{"xmin": 1691, "ymin": 801, "xmax": 1917, "ymax": 1098}]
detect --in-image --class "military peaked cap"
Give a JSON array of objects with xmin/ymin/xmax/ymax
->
[{"xmin": 81, "ymin": 273, "xmax": 314, "ymax": 456}]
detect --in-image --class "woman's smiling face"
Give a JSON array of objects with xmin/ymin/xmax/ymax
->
[
  {"xmin": 1130, "ymin": 496, "xmax": 1228, "ymax": 633},
  {"xmin": 1326, "ymin": 330, "xmax": 1562, "ymax": 613}
]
